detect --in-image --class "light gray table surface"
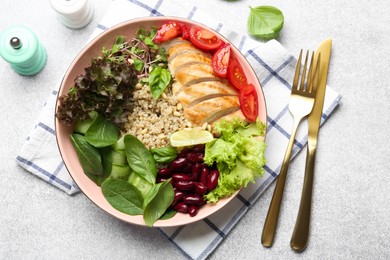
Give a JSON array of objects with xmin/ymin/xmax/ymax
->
[{"xmin": 1, "ymin": 0, "xmax": 389, "ymax": 259}]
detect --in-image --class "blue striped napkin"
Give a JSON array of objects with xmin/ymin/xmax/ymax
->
[{"xmin": 16, "ymin": 0, "xmax": 342, "ymax": 259}]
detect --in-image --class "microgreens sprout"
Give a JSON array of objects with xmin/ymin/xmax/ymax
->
[{"xmin": 56, "ymin": 27, "xmax": 170, "ymax": 129}]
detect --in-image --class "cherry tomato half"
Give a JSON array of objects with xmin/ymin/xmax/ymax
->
[
  {"xmin": 154, "ymin": 22, "xmax": 181, "ymax": 43},
  {"xmin": 227, "ymin": 57, "xmax": 248, "ymax": 90},
  {"xmin": 189, "ymin": 26, "xmax": 223, "ymax": 51},
  {"xmin": 212, "ymin": 43, "xmax": 231, "ymax": 78},
  {"xmin": 178, "ymin": 23, "xmax": 190, "ymax": 40},
  {"xmin": 239, "ymin": 84, "xmax": 259, "ymax": 122}
]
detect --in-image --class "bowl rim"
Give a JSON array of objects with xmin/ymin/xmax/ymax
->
[{"xmin": 54, "ymin": 16, "xmax": 268, "ymax": 227}]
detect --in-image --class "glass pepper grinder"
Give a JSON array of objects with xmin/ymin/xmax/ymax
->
[{"xmin": 0, "ymin": 25, "xmax": 47, "ymax": 76}]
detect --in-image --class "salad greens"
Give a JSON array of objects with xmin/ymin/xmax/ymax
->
[
  {"xmin": 56, "ymin": 28, "xmax": 171, "ymax": 130},
  {"xmin": 71, "ymin": 115, "xmax": 175, "ymax": 226},
  {"xmin": 204, "ymin": 118, "xmax": 267, "ymax": 203},
  {"xmin": 247, "ymin": 6, "xmax": 284, "ymax": 40},
  {"xmin": 101, "ymin": 179, "xmax": 144, "ymax": 215},
  {"xmin": 123, "ymin": 134, "xmax": 157, "ymax": 184},
  {"xmin": 70, "ymin": 133, "xmax": 104, "ymax": 177},
  {"xmin": 84, "ymin": 111, "xmax": 119, "ymax": 148},
  {"xmin": 150, "ymin": 146, "xmax": 178, "ymax": 164}
]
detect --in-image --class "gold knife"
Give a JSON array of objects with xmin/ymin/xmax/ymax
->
[{"xmin": 290, "ymin": 38, "xmax": 332, "ymax": 252}]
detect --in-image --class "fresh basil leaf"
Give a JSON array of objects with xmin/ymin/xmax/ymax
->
[
  {"xmin": 124, "ymin": 134, "xmax": 157, "ymax": 184},
  {"xmin": 150, "ymin": 147, "xmax": 178, "ymax": 164},
  {"xmin": 143, "ymin": 180, "xmax": 174, "ymax": 227},
  {"xmin": 247, "ymin": 6, "xmax": 284, "ymax": 40},
  {"xmin": 148, "ymin": 67, "xmax": 171, "ymax": 99},
  {"xmin": 101, "ymin": 178, "xmax": 144, "ymax": 215},
  {"xmin": 71, "ymin": 133, "xmax": 104, "ymax": 177},
  {"xmin": 85, "ymin": 114, "xmax": 119, "ymax": 148}
]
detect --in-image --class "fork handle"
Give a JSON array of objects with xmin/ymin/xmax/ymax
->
[
  {"xmin": 261, "ymin": 119, "xmax": 301, "ymax": 248},
  {"xmin": 290, "ymin": 145, "xmax": 316, "ymax": 252}
]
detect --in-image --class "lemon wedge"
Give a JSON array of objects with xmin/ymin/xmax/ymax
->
[{"xmin": 169, "ymin": 127, "xmax": 214, "ymax": 147}]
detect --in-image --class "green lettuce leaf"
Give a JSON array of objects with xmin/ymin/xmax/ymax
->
[{"xmin": 204, "ymin": 118, "xmax": 267, "ymax": 203}]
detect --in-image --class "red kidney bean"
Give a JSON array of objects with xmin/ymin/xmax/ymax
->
[
  {"xmin": 158, "ymin": 167, "xmax": 171, "ymax": 177},
  {"xmin": 169, "ymin": 157, "xmax": 188, "ymax": 172},
  {"xmin": 207, "ymin": 169, "xmax": 219, "ymax": 190},
  {"xmin": 194, "ymin": 182, "xmax": 208, "ymax": 195},
  {"xmin": 173, "ymin": 202, "xmax": 188, "ymax": 213},
  {"xmin": 183, "ymin": 194, "xmax": 204, "ymax": 205},
  {"xmin": 177, "ymin": 148, "xmax": 190, "ymax": 158},
  {"xmin": 174, "ymin": 180, "xmax": 194, "ymax": 191},
  {"xmin": 156, "ymin": 177, "xmax": 169, "ymax": 183},
  {"xmin": 188, "ymin": 205, "xmax": 199, "ymax": 217},
  {"xmin": 200, "ymin": 167, "xmax": 209, "ymax": 187},
  {"xmin": 172, "ymin": 190, "xmax": 185, "ymax": 206},
  {"xmin": 192, "ymin": 144, "xmax": 205, "ymax": 153},
  {"xmin": 172, "ymin": 173, "xmax": 190, "ymax": 182},
  {"xmin": 186, "ymin": 152, "xmax": 204, "ymax": 163},
  {"xmin": 182, "ymin": 163, "xmax": 193, "ymax": 173},
  {"xmin": 190, "ymin": 163, "xmax": 203, "ymax": 181}
]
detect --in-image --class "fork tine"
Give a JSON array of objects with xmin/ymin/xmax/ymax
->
[
  {"xmin": 306, "ymin": 51, "xmax": 315, "ymax": 92},
  {"xmin": 313, "ymin": 53, "xmax": 321, "ymax": 93},
  {"xmin": 292, "ymin": 50, "xmax": 303, "ymax": 92},
  {"xmin": 307, "ymin": 53, "xmax": 321, "ymax": 95},
  {"xmin": 299, "ymin": 50, "xmax": 309, "ymax": 91}
]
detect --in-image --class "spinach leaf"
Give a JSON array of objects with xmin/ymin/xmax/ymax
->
[
  {"xmin": 247, "ymin": 6, "xmax": 284, "ymax": 40},
  {"xmin": 85, "ymin": 114, "xmax": 119, "ymax": 148},
  {"xmin": 148, "ymin": 67, "xmax": 171, "ymax": 99},
  {"xmin": 101, "ymin": 178, "xmax": 144, "ymax": 215},
  {"xmin": 71, "ymin": 133, "xmax": 104, "ymax": 177},
  {"xmin": 124, "ymin": 134, "xmax": 157, "ymax": 184},
  {"xmin": 143, "ymin": 180, "xmax": 174, "ymax": 227},
  {"xmin": 159, "ymin": 208, "xmax": 177, "ymax": 220},
  {"xmin": 150, "ymin": 146, "xmax": 178, "ymax": 164},
  {"xmin": 74, "ymin": 118, "xmax": 94, "ymax": 135}
]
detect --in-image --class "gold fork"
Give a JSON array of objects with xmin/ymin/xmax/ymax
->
[{"xmin": 261, "ymin": 50, "xmax": 320, "ymax": 248}]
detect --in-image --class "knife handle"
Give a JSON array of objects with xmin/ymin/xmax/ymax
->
[{"xmin": 290, "ymin": 145, "xmax": 316, "ymax": 252}]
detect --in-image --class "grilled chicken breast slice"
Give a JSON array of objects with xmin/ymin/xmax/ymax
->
[
  {"xmin": 168, "ymin": 51, "xmax": 212, "ymax": 76},
  {"xmin": 165, "ymin": 38, "xmax": 250, "ymax": 126},
  {"xmin": 177, "ymin": 80, "xmax": 238, "ymax": 107},
  {"xmin": 172, "ymin": 63, "xmax": 217, "ymax": 92},
  {"xmin": 184, "ymin": 96, "xmax": 240, "ymax": 125}
]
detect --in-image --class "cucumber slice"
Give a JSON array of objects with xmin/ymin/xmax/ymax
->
[
  {"xmin": 108, "ymin": 149, "xmax": 127, "ymax": 166},
  {"xmin": 109, "ymin": 164, "xmax": 131, "ymax": 180},
  {"xmin": 112, "ymin": 135, "xmax": 125, "ymax": 151},
  {"xmin": 128, "ymin": 171, "xmax": 154, "ymax": 198}
]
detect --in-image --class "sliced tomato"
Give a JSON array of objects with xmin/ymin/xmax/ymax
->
[
  {"xmin": 227, "ymin": 57, "xmax": 248, "ymax": 90},
  {"xmin": 239, "ymin": 84, "xmax": 259, "ymax": 122},
  {"xmin": 154, "ymin": 22, "xmax": 181, "ymax": 43},
  {"xmin": 178, "ymin": 23, "xmax": 190, "ymax": 40},
  {"xmin": 212, "ymin": 43, "xmax": 231, "ymax": 78},
  {"xmin": 189, "ymin": 26, "xmax": 223, "ymax": 51}
]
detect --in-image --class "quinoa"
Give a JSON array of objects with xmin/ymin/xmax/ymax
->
[{"xmin": 124, "ymin": 83, "xmax": 192, "ymax": 149}]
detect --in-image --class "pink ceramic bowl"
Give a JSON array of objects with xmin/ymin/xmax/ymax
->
[{"xmin": 55, "ymin": 17, "xmax": 267, "ymax": 227}]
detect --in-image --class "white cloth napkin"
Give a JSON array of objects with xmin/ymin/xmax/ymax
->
[{"xmin": 16, "ymin": 0, "xmax": 342, "ymax": 259}]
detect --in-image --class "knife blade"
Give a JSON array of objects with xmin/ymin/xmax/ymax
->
[{"xmin": 290, "ymin": 38, "xmax": 332, "ymax": 252}]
